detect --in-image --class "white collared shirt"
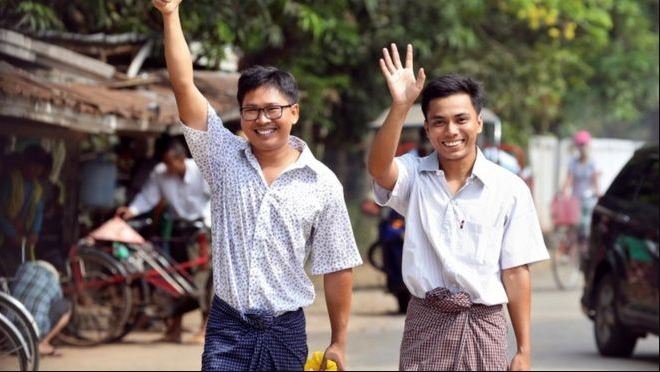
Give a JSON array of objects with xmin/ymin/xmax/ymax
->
[
  {"xmin": 129, "ymin": 158, "xmax": 211, "ymax": 224},
  {"xmin": 181, "ymin": 104, "xmax": 362, "ymax": 314},
  {"xmin": 373, "ymin": 149, "xmax": 549, "ymax": 305}
]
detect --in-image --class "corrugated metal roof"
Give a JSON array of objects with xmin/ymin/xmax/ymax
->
[
  {"xmin": 0, "ymin": 61, "xmax": 240, "ymax": 134},
  {"xmin": 0, "ymin": 28, "xmax": 241, "ymax": 134}
]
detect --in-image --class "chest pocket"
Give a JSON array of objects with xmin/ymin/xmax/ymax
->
[{"xmin": 460, "ymin": 221, "xmax": 503, "ymax": 266}]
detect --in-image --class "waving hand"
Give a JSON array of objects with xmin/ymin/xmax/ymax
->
[{"xmin": 379, "ymin": 44, "xmax": 426, "ymax": 106}]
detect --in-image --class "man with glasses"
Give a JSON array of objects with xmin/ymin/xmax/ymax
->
[{"xmin": 152, "ymin": 1, "xmax": 362, "ymax": 371}]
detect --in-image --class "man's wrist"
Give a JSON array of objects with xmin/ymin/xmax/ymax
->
[{"xmin": 330, "ymin": 334, "xmax": 348, "ymax": 348}]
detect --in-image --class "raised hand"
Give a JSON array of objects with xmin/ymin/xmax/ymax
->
[
  {"xmin": 379, "ymin": 43, "xmax": 426, "ymax": 106},
  {"xmin": 152, "ymin": 0, "xmax": 182, "ymax": 14}
]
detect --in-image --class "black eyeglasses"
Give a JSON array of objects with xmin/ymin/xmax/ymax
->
[{"xmin": 240, "ymin": 104, "xmax": 295, "ymax": 121}]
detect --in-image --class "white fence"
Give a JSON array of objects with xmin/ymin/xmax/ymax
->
[{"xmin": 528, "ymin": 135, "xmax": 645, "ymax": 233}]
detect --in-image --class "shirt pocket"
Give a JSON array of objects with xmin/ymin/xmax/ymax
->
[{"xmin": 461, "ymin": 221, "xmax": 503, "ymax": 266}]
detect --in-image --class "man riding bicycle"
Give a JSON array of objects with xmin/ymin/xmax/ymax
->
[
  {"xmin": 561, "ymin": 130, "xmax": 601, "ymax": 247},
  {"xmin": 116, "ymin": 139, "xmax": 211, "ymax": 344}
]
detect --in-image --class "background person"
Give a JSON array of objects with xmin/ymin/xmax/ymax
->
[
  {"xmin": 0, "ymin": 145, "xmax": 52, "ymax": 277},
  {"xmin": 116, "ymin": 139, "xmax": 211, "ymax": 344},
  {"xmin": 561, "ymin": 130, "xmax": 601, "ymax": 244},
  {"xmin": 10, "ymin": 260, "xmax": 71, "ymax": 357}
]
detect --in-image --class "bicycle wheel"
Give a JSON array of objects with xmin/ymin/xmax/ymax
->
[
  {"xmin": 367, "ymin": 241, "xmax": 386, "ymax": 272},
  {"xmin": 0, "ymin": 312, "xmax": 29, "ymax": 371},
  {"xmin": 59, "ymin": 247, "xmax": 132, "ymax": 346},
  {"xmin": 0, "ymin": 293, "xmax": 39, "ymax": 371},
  {"xmin": 550, "ymin": 226, "xmax": 581, "ymax": 290}
]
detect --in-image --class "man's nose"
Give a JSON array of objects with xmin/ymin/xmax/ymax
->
[
  {"xmin": 446, "ymin": 121, "xmax": 460, "ymax": 134},
  {"xmin": 256, "ymin": 109, "xmax": 270, "ymax": 123}
]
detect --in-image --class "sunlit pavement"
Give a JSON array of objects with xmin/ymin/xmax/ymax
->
[{"xmin": 41, "ymin": 262, "xmax": 658, "ymax": 371}]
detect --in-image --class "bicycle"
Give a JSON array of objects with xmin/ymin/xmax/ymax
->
[
  {"xmin": 57, "ymin": 216, "xmax": 212, "ymax": 346},
  {"xmin": 549, "ymin": 193, "xmax": 591, "ymax": 290},
  {"xmin": 0, "ymin": 312, "xmax": 30, "ymax": 371},
  {"xmin": 0, "ymin": 243, "xmax": 42, "ymax": 371},
  {"xmin": 0, "ymin": 284, "xmax": 39, "ymax": 372},
  {"xmin": 549, "ymin": 225, "xmax": 583, "ymax": 290}
]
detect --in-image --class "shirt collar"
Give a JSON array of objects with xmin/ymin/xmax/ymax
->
[
  {"xmin": 418, "ymin": 147, "xmax": 495, "ymax": 187},
  {"xmin": 242, "ymin": 135, "xmax": 320, "ymax": 174},
  {"xmin": 471, "ymin": 148, "xmax": 496, "ymax": 187},
  {"xmin": 287, "ymin": 135, "xmax": 319, "ymax": 173},
  {"xmin": 182, "ymin": 158, "xmax": 194, "ymax": 184}
]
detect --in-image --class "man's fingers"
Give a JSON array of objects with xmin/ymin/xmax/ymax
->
[
  {"xmin": 381, "ymin": 47, "xmax": 395, "ymax": 74},
  {"xmin": 319, "ymin": 355, "xmax": 328, "ymax": 371},
  {"xmin": 390, "ymin": 43, "xmax": 402, "ymax": 69},
  {"xmin": 416, "ymin": 67, "xmax": 426, "ymax": 88},
  {"xmin": 405, "ymin": 43, "xmax": 413, "ymax": 69},
  {"xmin": 379, "ymin": 58, "xmax": 391, "ymax": 78}
]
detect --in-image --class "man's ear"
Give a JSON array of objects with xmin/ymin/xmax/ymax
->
[
  {"xmin": 291, "ymin": 103, "xmax": 300, "ymax": 125},
  {"xmin": 476, "ymin": 113, "xmax": 484, "ymax": 134}
]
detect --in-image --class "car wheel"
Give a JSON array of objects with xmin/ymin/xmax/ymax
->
[{"xmin": 593, "ymin": 273, "xmax": 638, "ymax": 357}]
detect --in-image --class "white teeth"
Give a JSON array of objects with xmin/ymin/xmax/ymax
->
[
  {"xmin": 256, "ymin": 128, "xmax": 276, "ymax": 136},
  {"xmin": 443, "ymin": 140, "xmax": 463, "ymax": 147}
]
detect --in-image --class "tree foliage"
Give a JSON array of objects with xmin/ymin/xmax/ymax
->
[{"xmin": 2, "ymin": 0, "xmax": 658, "ymax": 147}]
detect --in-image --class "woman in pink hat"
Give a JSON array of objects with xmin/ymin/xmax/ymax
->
[{"xmin": 562, "ymin": 130, "xmax": 602, "ymax": 244}]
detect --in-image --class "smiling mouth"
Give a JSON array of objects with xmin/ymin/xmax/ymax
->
[
  {"xmin": 255, "ymin": 128, "xmax": 277, "ymax": 136},
  {"xmin": 442, "ymin": 139, "xmax": 465, "ymax": 147}
]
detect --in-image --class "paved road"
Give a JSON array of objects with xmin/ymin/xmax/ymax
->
[{"xmin": 41, "ymin": 262, "xmax": 658, "ymax": 371}]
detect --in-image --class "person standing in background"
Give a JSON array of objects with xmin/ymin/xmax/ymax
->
[{"xmin": 0, "ymin": 144, "xmax": 52, "ymax": 277}]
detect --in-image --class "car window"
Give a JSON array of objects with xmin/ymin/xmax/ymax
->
[
  {"xmin": 636, "ymin": 159, "xmax": 658, "ymax": 206},
  {"xmin": 607, "ymin": 156, "xmax": 647, "ymax": 200}
]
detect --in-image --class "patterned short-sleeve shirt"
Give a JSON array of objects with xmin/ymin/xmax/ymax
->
[{"xmin": 181, "ymin": 103, "xmax": 362, "ymax": 314}]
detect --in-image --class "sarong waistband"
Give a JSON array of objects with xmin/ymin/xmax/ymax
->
[
  {"xmin": 212, "ymin": 295, "xmax": 301, "ymax": 330},
  {"xmin": 418, "ymin": 287, "xmax": 502, "ymax": 315}
]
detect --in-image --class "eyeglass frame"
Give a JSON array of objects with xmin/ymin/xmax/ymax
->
[{"xmin": 239, "ymin": 104, "xmax": 296, "ymax": 121}]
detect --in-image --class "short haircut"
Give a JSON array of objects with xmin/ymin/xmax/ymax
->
[
  {"xmin": 22, "ymin": 144, "xmax": 52, "ymax": 169},
  {"xmin": 236, "ymin": 65, "xmax": 299, "ymax": 106},
  {"xmin": 421, "ymin": 74, "xmax": 485, "ymax": 119},
  {"xmin": 163, "ymin": 140, "xmax": 188, "ymax": 159}
]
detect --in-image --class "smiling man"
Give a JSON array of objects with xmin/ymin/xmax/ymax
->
[
  {"xmin": 152, "ymin": 1, "xmax": 362, "ymax": 371},
  {"xmin": 367, "ymin": 44, "xmax": 549, "ymax": 371}
]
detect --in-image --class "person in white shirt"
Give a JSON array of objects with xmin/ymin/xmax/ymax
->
[
  {"xmin": 152, "ymin": 1, "xmax": 362, "ymax": 370},
  {"xmin": 116, "ymin": 139, "xmax": 211, "ymax": 344},
  {"xmin": 367, "ymin": 44, "xmax": 549, "ymax": 371}
]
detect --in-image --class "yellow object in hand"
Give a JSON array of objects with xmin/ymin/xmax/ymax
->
[{"xmin": 304, "ymin": 351, "xmax": 337, "ymax": 371}]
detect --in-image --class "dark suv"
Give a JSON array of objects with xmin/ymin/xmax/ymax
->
[{"xmin": 580, "ymin": 144, "xmax": 659, "ymax": 357}]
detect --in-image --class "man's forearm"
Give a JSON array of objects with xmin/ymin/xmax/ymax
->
[
  {"xmin": 162, "ymin": 9, "xmax": 193, "ymax": 91},
  {"xmin": 159, "ymin": 4, "xmax": 207, "ymax": 129},
  {"xmin": 503, "ymin": 265, "xmax": 531, "ymax": 354},
  {"xmin": 367, "ymin": 103, "xmax": 409, "ymax": 180},
  {"xmin": 324, "ymin": 269, "xmax": 353, "ymax": 345}
]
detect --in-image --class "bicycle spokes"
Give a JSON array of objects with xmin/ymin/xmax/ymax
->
[{"xmin": 551, "ymin": 227, "xmax": 583, "ymax": 290}]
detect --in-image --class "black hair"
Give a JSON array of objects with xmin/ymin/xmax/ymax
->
[
  {"xmin": 420, "ymin": 74, "xmax": 485, "ymax": 119},
  {"xmin": 236, "ymin": 65, "xmax": 299, "ymax": 106},
  {"xmin": 22, "ymin": 144, "xmax": 52, "ymax": 169},
  {"xmin": 163, "ymin": 139, "xmax": 188, "ymax": 159}
]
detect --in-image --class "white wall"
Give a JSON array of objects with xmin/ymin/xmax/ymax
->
[{"xmin": 529, "ymin": 136, "xmax": 645, "ymax": 233}]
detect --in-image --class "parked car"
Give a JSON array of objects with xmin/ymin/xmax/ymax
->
[{"xmin": 580, "ymin": 144, "xmax": 659, "ymax": 357}]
